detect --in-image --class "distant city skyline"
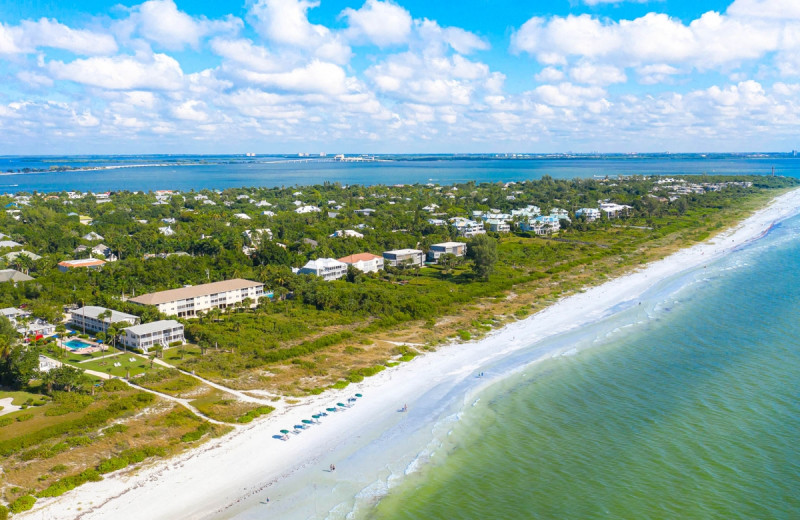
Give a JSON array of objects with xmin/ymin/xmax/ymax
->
[{"xmin": 1, "ymin": 0, "xmax": 799, "ymax": 154}]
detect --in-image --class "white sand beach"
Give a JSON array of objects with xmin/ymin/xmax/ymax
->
[{"xmin": 22, "ymin": 188, "xmax": 800, "ymax": 520}]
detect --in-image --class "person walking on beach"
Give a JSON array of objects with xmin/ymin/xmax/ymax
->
[{"xmin": 330, "ymin": 464, "xmax": 336, "ymax": 471}]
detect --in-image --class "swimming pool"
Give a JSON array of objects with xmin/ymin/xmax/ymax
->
[{"xmin": 65, "ymin": 339, "xmax": 92, "ymax": 350}]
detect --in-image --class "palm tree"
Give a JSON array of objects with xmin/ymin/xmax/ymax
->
[{"xmin": 107, "ymin": 325, "xmax": 118, "ymax": 352}]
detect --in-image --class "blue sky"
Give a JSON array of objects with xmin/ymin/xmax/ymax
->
[{"xmin": 1, "ymin": 0, "xmax": 799, "ymax": 154}]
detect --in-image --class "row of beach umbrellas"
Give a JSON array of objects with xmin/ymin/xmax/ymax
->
[{"xmin": 275, "ymin": 394, "xmax": 363, "ymax": 440}]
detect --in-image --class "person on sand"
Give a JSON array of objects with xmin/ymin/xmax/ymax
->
[{"xmin": 330, "ymin": 464, "xmax": 335, "ymax": 471}]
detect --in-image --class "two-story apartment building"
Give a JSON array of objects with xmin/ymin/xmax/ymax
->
[
  {"xmin": 383, "ymin": 249, "xmax": 425, "ymax": 267},
  {"xmin": 128, "ymin": 279, "xmax": 264, "ymax": 318},
  {"xmin": 70, "ymin": 306, "xmax": 140, "ymax": 333},
  {"xmin": 120, "ymin": 320, "xmax": 184, "ymax": 352},
  {"xmin": 427, "ymin": 242, "xmax": 467, "ymax": 262}
]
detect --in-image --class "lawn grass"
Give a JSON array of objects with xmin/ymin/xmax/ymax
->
[
  {"xmin": 161, "ymin": 345, "xmax": 203, "ymax": 367},
  {"xmin": 0, "ymin": 391, "xmax": 50, "ymax": 408},
  {"xmin": 77, "ymin": 356, "xmax": 153, "ymax": 379},
  {"xmin": 42, "ymin": 344, "xmax": 125, "ymax": 365}
]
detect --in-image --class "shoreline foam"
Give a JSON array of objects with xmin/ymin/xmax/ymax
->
[{"xmin": 21, "ymin": 188, "xmax": 800, "ymax": 520}]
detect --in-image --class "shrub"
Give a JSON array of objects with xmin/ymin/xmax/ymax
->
[
  {"xmin": 0, "ymin": 505, "xmax": 7, "ymax": 520},
  {"xmin": 102, "ymin": 378, "xmax": 128, "ymax": 392},
  {"xmin": 181, "ymin": 423, "xmax": 211, "ymax": 442},
  {"xmin": 103, "ymin": 424, "xmax": 129, "ymax": 436},
  {"xmin": 0, "ymin": 417, "xmax": 12, "ymax": 427},
  {"xmin": 37, "ymin": 469, "xmax": 103, "ymax": 498},
  {"xmin": 457, "ymin": 330, "xmax": 471, "ymax": 341},
  {"xmin": 15, "ymin": 413, "xmax": 33, "ymax": 422},
  {"xmin": 169, "ymin": 341, "xmax": 183, "ymax": 347},
  {"xmin": 49, "ymin": 464, "xmax": 68, "ymax": 473},
  {"xmin": 9, "ymin": 495, "xmax": 35, "ymax": 514},
  {"xmin": 236, "ymin": 406, "xmax": 274, "ymax": 424},
  {"xmin": 97, "ymin": 456, "xmax": 128, "ymax": 474}
]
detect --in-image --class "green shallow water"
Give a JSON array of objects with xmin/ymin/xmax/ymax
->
[{"xmin": 371, "ymin": 217, "xmax": 800, "ymax": 520}]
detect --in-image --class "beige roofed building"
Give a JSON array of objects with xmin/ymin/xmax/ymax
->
[{"xmin": 128, "ymin": 278, "xmax": 264, "ymax": 318}]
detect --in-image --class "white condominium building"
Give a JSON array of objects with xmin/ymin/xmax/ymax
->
[
  {"xmin": 120, "ymin": 320, "xmax": 184, "ymax": 352},
  {"xmin": 70, "ymin": 306, "xmax": 140, "ymax": 333},
  {"xmin": 129, "ymin": 279, "xmax": 264, "ymax": 318}
]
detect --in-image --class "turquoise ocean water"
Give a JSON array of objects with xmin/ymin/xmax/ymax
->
[{"xmin": 368, "ymin": 213, "xmax": 800, "ymax": 520}]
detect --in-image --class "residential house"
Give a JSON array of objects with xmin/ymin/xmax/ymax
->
[
  {"xmin": 338, "ymin": 253, "xmax": 384, "ymax": 273},
  {"xmin": 329, "ymin": 229, "xmax": 364, "ymax": 238},
  {"xmin": 0, "ymin": 308, "xmax": 54, "ymax": 338},
  {"xmin": 353, "ymin": 208, "xmax": 376, "ymax": 216},
  {"xmin": 427, "ymin": 242, "xmax": 467, "ymax": 262},
  {"xmin": 120, "ymin": 320, "xmax": 184, "ymax": 353},
  {"xmin": 91, "ymin": 244, "xmax": 117, "ymax": 261},
  {"xmin": 550, "ymin": 208, "xmax": 570, "ymax": 221},
  {"xmin": 521, "ymin": 215, "xmax": 560, "ymax": 236},
  {"xmin": 383, "ymin": 249, "xmax": 425, "ymax": 267},
  {"xmin": 82, "ymin": 231, "xmax": 104, "ymax": 241},
  {"xmin": 0, "ymin": 269, "xmax": 33, "ymax": 283},
  {"xmin": 511, "ymin": 205, "xmax": 541, "ymax": 218},
  {"xmin": 70, "ymin": 306, "xmax": 140, "ymax": 334},
  {"xmin": 298, "ymin": 258, "xmax": 348, "ymax": 281},
  {"xmin": 486, "ymin": 219, "xmax": 511, "ymax": 233},
  {"xmin": 295, "ymin": 205, "xmax": 321, "ymax": 214},
  {"xmin": 128, "ymin": 279, "xmax": 264, "ymax": 318},
  {"xmin": 451, "ymin": 217, "xmax": 486, "ymax": 238},
  {"xmin": 599, "ymin": 202, "xmax": 632, "ymax": 218},
  {"xmin": 159, "ymin": 226, "xmax": 175, "ymax": 236},
  {"xmin": 576, "ymin": 208, "xmax": 601, "ymax": 222},
  {"xmin": 233, "ymin": 213, "xmax": 251, "ymax": 220},
  {"xmin": 57, "ymin": 258, "xmax": 106, "ymax": 272},
  {"xmin": 3, "ymin": 251, "xmax": 41, "ymax": 262},
  {"xmin": 0, "ymin": 240, "xmax": 22, "ymax": 248}
]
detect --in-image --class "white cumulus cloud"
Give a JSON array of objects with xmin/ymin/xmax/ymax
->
[
  {"xmin": 343, "ymin": 0, "xmax": 412, "ymax": 47},
  {"xmin": 48, "ymin": 53, "xmax": 184, "ymax": 90}
]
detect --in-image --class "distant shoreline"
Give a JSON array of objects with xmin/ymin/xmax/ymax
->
[{"xmin": 22, "ymin": 188, "xmax": 800, "ymax": 520}]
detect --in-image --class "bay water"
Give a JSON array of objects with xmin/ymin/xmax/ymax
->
[
  {"xmin": 1, "ymin": 155, "xmax": 797, "ymax": 193},
  {"xmin": 368, "ymin": 213, "xmax": 800, "ymax": 519}
]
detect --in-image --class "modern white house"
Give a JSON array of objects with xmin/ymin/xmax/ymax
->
[
  {"xmin": 70, "ymin": 306, "xmax": 140, "ymax": 334},
  {"xmin": 550, "ymin": 208, "xmax": 570, "ymax": 221},
  {"xmin": 576, "ymin": 208, "xmax": 601, "ymax": 222},
  {"xmin": 295, "ymin": 205, "xmax": 321, "ymax": 214},
  {"xmin": 511, "ymin": 205, "xmax": 541, "ymax": 218},
  {"xmin": 599, "ymin": 202, "xmax": 633, "ymax": 218},
  {"xmin": 520, "ymin": 215, "xmax": 561, "ymax": 235},
  {"xmin": 298, "ymin": 258, "xmax": 348, "ymax": 281},
  {"xmin": 383, "ymin": 249, "xmax": 425, "ymax": 267},
  {"xmin": 427, "ymin": 242, "xmax": 467, "ymax": 262},
  {"xmin": 451, "ymin": 218, "xmax": 486, "ymax": 238},
  {"xmin": 338, "ymin": 253, "xmax": 384, "ymax": 273},
  {"xmin": 120, "ymin": 320, "xmax": 184, "ymax": 352},
  {"xmin": 129, "ymin": 279, "xmax": 265, "ymax": 318},
  {"xmin": 486, "ymin": 218, "xmax": 511, "ymax": 233}
]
